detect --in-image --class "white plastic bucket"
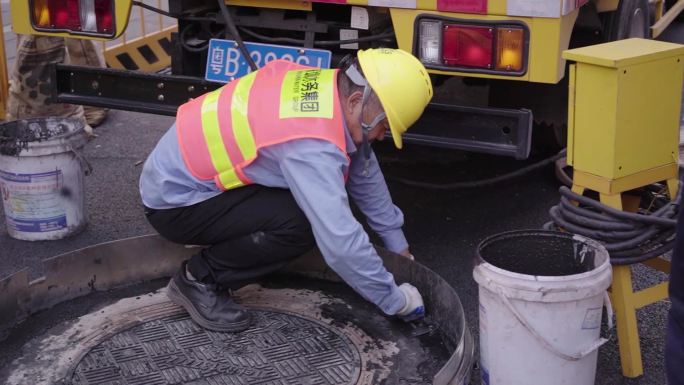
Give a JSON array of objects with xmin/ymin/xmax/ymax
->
[
  {"xmin": 0, "ymin": 118, "xmax": 90, "ymax": 241},
  {"xmin": 473, "ymin": 230, "xmax": 612, "ymax": 385}
]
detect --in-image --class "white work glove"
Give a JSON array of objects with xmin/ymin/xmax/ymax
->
[
  {"xmin": 396, "ymin": 283, "xmax": 425, "ymax": 322},
  {"xmin": 398, "ymin": 248, "xmax": 415, "ymax": 261}
]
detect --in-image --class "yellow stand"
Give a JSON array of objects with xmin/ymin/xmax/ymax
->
[
  {"xmin": 562, "ymin": 39, "xmax": 684, "ymax": 377},
  {"xmin": 571, "ymin": 168, "xmax": 677, "ymax": 378}
]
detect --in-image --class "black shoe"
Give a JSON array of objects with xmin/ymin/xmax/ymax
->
[{"xmin": 166, "ymin": 262, "xmax": 251, "ymax": 332}]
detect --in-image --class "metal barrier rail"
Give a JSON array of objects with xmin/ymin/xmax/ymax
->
[
  {"xmin": 103, "ymin": 0, "xmax": 177, "ymax": 72},
  {"xmin": 653, "ymin": 0, "xmax": 684, "ymax": 38},
  {"xmin": 0, "ymin": 0, "xmax": 175, "ymax": 120}
]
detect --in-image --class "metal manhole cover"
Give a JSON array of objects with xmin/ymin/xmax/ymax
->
[{"xmin": 69, "ymin": 309, "xmax": 361, "ymax": 385}]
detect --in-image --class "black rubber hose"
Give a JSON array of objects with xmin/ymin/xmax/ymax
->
[
  {"xmin": 558, "ymin": 197, "xmax": 634, "ymax": 230},
  {"xmin": 559, "ymin": 186, "xmax": 677, "ymax": 227},
  {"xmin": 217, "ymin": 0, "xmax": 257, "ymax": 71},
  {"xmin": 179, "ymin": 24, "xmax": 210, "ymax": 53},
  {"xmin": 598, "ymin": 222, "xmax": 672, "ymax": 251},
  {"xmin": 548, "ymin": 206, "xmax": 606, "ymax": 237},
  {"xmin": 610, "ymin": 238, "xmax": 675, "ymax": 258},
  {"xmin": 546, "ymin": 180, "xmax": 680, "ymax": 264},
  {"xmin": 554, "ymin": 156, "xmax": 574, "ymax": 187},
  {"xmin": 610, "ymin": 231, "xmax": 675, "ymax": 256},
  {"xmin": 604, "ymin": 227, "xmax": 662, "ymax": 251},
  {"xmin": 547, "ymin": 206, "xmax": 645, "ymax": 243},
  {"xmin": 609, "ymin": 241, "xmax": 675, "ymax": 265},
  {"xmin": 132, "ymin": 1, "xmax": 178, "ymax": 18},
  {"xmin": 386, "ymin": 150, "xmax": 566, "ymax": 191}
]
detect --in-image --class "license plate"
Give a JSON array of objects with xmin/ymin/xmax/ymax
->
[{"xmin": 205, "ymin": 39, "xmax": 332, "ymax": 83}]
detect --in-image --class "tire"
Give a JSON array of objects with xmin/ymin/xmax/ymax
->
[{"xmin": 610, "ymin": 0, "xmax": 651, "ymax": 40}]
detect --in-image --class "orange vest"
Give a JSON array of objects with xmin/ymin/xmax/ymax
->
[{"xmin": 176, "ymin": 60, "xmax": 347, "ymax": 190}]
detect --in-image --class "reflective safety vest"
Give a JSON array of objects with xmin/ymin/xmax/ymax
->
[{"xmin": 176, "ymin": 60, "xmax": 347, "ymax": 191}]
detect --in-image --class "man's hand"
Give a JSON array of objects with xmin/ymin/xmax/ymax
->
[{"xmin": 397, "ymin": 283, "xmax": 425, "ymax": 322}]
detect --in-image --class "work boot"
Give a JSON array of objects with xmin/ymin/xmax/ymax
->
[{"xmin": 166, "ymin": 262, "xmax": 251, "ymax": 332}]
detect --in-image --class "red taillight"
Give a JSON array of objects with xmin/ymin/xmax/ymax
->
[
  {"xmin": 442, "ymin": 25, "xmax": 493, "ymax": 69},
  {"xmin": 49, "ymin": 0, "xmax": 81, "ymax": 30},
  {"xmin": 95, "ymin": 0, "xmax": 114, "ymax": 33},
  {"xmin": 32, "ymin": 0, "xmax": 114, "ymax": 36},
  {"xmin": 417, "ymin": 18, "xmax": 527, "ymax": 74}
]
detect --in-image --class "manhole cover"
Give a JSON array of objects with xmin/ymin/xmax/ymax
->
[
  {"xmin": 70, "ymin": 310, "xmax": 361, "ymax": 385},
  {"xmin": 2, "ymin": 280, "xmax": 455, "ymax": 385}
]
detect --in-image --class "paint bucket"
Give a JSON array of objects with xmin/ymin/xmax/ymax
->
[
  {"xmin": 473, "ymin": 230, "xmax": 612, "ymax": 385},
  {"xmin": 0, "ymin": 117, "xmax": 90, "ymax": 241}
]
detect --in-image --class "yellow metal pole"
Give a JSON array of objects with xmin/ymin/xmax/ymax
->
[
  {"xmin": 139, "ymin": 4, "xmax": 146, "ymax": 37},
  {"xmin": 652, "ymin": 0, "xmax": 684, "ymax": 38},
  {"xmin": 598, "ymin": 193, "xmax": 644, "ymax": 378},
  {"xmin": 0, "ymin": 1, "xmax": 9, "ymax": 120},
  {"xmin": 609, "ymin": 265, "xmax": 644, "ymax": 378},
  {"xmin": 644, "ymin": 257, "xmax": 673, "ymax": 274},
  {"xmin": 632, "ymin": 282, "xmax": 669, "ymax": 309},
  {"xmin": 158, "ymin": 0, "xmax": 164, "ymax": 30},
  {"xmin": 602, "ymin": 196, "xmax": 641, "ymax": 377},
  {"xmin": 655, "ymin": 0, "xmax": 664, "ymax": 22}
]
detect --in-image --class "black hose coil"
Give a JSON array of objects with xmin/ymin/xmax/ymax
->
[{"xmin": 543, "ymin": 183, "xmax": 680, "ymax": 265}]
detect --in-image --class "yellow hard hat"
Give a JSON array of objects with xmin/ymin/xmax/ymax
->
[{"xmin": 357, "ymin": 48, "xmax": 433, "ymax": 149}]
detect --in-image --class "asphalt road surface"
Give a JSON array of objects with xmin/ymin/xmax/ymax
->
[{"xmin": 2, "ymin": 17, "xmax": 684, "ymax": 385}]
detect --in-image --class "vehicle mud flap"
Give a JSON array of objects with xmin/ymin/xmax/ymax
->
[{"xmin": 403, "ymin": 103, "xmax": 533, "ymax": 160}]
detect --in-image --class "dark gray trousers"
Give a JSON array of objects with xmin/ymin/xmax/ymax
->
[{"xmin": 145, "ymin": 185, "xmax": 316, "ymax": 290}]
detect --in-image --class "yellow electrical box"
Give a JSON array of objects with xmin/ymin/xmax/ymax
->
[{"xmin": 563, "ymin": 38, "xmax": 684, "ymax": 182}]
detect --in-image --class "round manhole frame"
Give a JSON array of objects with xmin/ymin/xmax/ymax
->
[
  {"xmin": 67, "ymin": 307, "xmax": 363, "ymax": 385},
  {"xmin": 0, "ymin": 235, "xmax": 474, "ymax": 385}
]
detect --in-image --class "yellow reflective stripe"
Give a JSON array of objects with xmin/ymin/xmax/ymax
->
[
  {"xmin": 201, "ymin": 89, "xmax": 233, "ymax": 173},
  {"xmin": 231, "ymin": 72, "xmax": 257, "ymax": 161},
  {"xmin": 218, "ymin": 169, "xmax": 243, "ymax": 190}
]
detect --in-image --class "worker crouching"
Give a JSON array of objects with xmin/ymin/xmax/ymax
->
[{"xmin": 139, "ymin": 48, "xmax": 433, "ymax": 332}]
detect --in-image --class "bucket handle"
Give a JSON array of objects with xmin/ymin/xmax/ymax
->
[
  {"xmin": 68, "ymin": 145, "xmax": 93, "ymax": 176},
  {"xmin": 497, "ymin": 288, "xmax": 613, "ymax": 361}
]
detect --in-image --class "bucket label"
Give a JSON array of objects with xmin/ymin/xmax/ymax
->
[
  {"xmin": 581, "ymin": 307, "xmax": 603, "ymax": 330},
  {"xmin": 0, "ymin": 169, "xmax": 67, "ymax": 232}
]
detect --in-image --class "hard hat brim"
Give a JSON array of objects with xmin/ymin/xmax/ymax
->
[{"xmin": 387, "ymin": 112, "xmax": 404, "ymax": 149}]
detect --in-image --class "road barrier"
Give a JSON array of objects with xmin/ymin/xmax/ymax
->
[{"xmin": 0, "ymin": 0, "xmax": 175, "ymax": 119}]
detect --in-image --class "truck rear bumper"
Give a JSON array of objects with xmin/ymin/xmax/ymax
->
[
  {"xmin": 53, "ymin": 64, "xmax": 532, "ymax": 159},
  {"xmin": 406, "ymin": 103, "xmax": 532, "ymax": 159}
]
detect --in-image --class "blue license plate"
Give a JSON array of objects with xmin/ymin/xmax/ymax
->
[{"xmin": 205, "ymin": 39, "xmax": 332, "ymax": 83}]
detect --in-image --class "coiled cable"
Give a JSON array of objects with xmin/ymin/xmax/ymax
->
[{"xmin": 543, "ymin": 183, "xmax": 680, "ymax": 265}]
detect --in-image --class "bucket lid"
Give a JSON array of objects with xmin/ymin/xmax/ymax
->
[{"xmin": 0, "ymin": 117, "xmax": 87, "ymax": 156}]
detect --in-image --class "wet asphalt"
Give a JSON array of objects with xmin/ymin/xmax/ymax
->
[{"xmin": 1, "ymin": 22, "xmax": 684, "ymax": 385}]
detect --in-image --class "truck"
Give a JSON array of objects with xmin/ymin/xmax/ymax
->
[{"xmin": 9, "ymin": 0, "xmax": 684, "ymax": 159}]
